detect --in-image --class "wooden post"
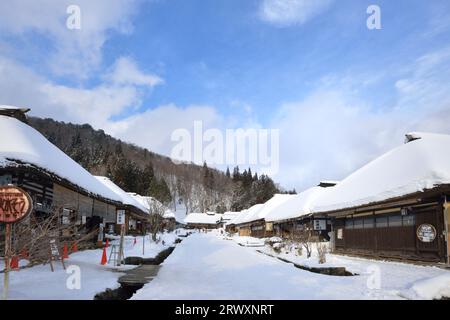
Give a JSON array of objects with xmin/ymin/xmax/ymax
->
[
  {"xmin": 117, "ymin": 224, "xmax": 125, "ymax": 266},
  {"xmin": 142, "ymin": 223, "xmax": 145, "ymax": 256},
  {"xmin": 3, "ymin": 223, "xmax": 11, "ymax": 300},
  {"xmin": 444, "ymin": 199, "xmax": 450, "ymax": 266}
]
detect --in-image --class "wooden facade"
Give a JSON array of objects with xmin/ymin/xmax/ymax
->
[
  {"xmin": 327, "ymin": 188, "xmax": 450, "ymax": 264},
  {"xmin": 0, "ymin": 167, "xmax": 151, "ymax": 237}
]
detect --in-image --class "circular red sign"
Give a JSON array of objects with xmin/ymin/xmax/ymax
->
[{"xmin": 0, "ymin": 186, "xmax": 33, "ymax": 223}]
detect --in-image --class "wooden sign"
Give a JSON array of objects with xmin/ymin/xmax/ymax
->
[
  {"xmin": 117, "ymin": 209, "xmax": 125, "ymax": 225},
  {"xmin": 417, "ymin": 224, "xmax": 437, "ymax": 243},
  {"xmin": 0, "ymin": 186, "xmax": 33, "ymax": 223}
]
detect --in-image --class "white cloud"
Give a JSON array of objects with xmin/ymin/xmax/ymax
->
[
  {"xmin": 0, "ymin": 55, "xmax": 162, "ymax": 129},
  {"xmin": 103, "ymin": 57, "xmax": 164, "ymax": 88},
  {"xmin": 0, "ymin": 0, "xmax": 142, "ymax": 78},
  {"xmin": 106, "ymin": 104, "xmax": 224, "ymax": 158},
  {"xmin": 259, "ymin": 0, "xmax": 333, "ymax": 26}
]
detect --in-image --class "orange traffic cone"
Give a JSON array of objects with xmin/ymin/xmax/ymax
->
[
  {"xmin": 100, "ymin": 247, "xmax": 107, "ymax": 265},
  {"xmin": 62, "ymin": 244, "xmax": 69, "ymax": 259},
  {"xmin": 133, "ymin": 238, "xmax": 137, "ymax": 245},
  {"xmin": 72, "ymin": 242, "xmax": 78, "ymax": 252},
  {"xmin": 105, "ymin": 239, "xmax": 109, "ymax": 248},
  {"xmin": 10, "ymin": 256, "xmax": 19, "ymax": 270}
]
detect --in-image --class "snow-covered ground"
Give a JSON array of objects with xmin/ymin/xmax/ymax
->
[
  {"xmin": 106, "ymin": 230, "xmax": 179, "ymax": 259},
  {"xmin": 132, "ymin": 231, "xmax": 450, "ymax": 300},
  {"xmin": 0, "ymin": 231, "xmax": 180, "ymax": 300}
]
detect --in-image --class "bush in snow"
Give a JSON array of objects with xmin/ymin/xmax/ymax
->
[
  {"xmin": 297, "ymin": 246, "xmax": 303, "ymax": 257},
  {"xmin": 317, "ymin": 243, "xmax": 327, "ymax": 264},
  {"xmin": 271, "ymin": 242, "xmax": 283, "ymax": 254}
]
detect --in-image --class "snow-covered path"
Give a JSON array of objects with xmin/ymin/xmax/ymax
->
[{"xmin": 132, "ymin": 231, "xmax": 450, "ymax": 300}]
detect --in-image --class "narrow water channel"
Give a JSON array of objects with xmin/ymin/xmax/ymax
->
[{"xmin": 94, "ymin": 246, "xmax": 177, "ymax": 300}]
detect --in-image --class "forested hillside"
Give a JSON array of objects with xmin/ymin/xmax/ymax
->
[{"xmin": 28, "ymin": 117, "xmax": 293, "ymax": 214}]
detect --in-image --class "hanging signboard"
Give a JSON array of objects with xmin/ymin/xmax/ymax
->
[
  {"xmin": 417, "ymin": 224, "xmax": 437, "ymax": 243},
  {"xmin": 313, "ymin": 219, "xmax": 327, "ymax": 231},
  {"xmin": 0, "ymin": 186, "xmax": 33, "ymax": 223},
  {"xmin": 116, "ymin": 209, "xmax": 125, "ymax": 225}
]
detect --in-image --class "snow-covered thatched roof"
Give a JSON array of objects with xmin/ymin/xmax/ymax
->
[
  {"xmin": 221, "ymin": 211, "xmax": 239, "ymax": 222},
  {"xmin": 312, "ymin": 132, "xmax": 450, "ymax": 213},
  {"xmin": 184, "ymin": 212, "xmax": 222, "ymax": 225},
  {"xmin": 0, "ymin": 114, "xmax": 122, "ymax": 203},
  {"xmin": 94, "ymin": 176, "xmax": 148, "ymax": 213},
  {"xmin": 265, "ymin": 187, "xmax": 327, "ymax": 222},
  {"xmin": 128, "ymin": 193, "xmax": 175, "ymax": 219}
]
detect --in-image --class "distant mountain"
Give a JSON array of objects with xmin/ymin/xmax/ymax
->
[{"xmin": 28, "ymin": 117, "xmax": 286, "ymax": 214}]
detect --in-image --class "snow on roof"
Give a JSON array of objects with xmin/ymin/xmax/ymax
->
[
  {"xmin": 233, "ymin": 195, "xmax": 294, "ymax": 225},
  {"xmin": 0, "ymin": 115, "xmax": 122, "ymax": 203},
  {"xmin": 184, "ymin": 213, "xmax": 222, "ymax": 225},
  {"xmin": 313, "ymin": 132, "xmax": 450, "ymax": 212},
  {"xmin": 0, "ymin": 105, "xmax": 30, "ymax": 112},
  {"xmin": 94, "ymin": 176, "xmax": 147, "ymax": 213},
  {"xmin": 221, "ymin": 211, "xmax": 239, "ymax": 221},
  {"xmin": 265, "ymin": 187, "xmax": 328, "ymax": 222},
  {"xmin": 225, "ymin": 209, "xmax": 249, "ymax": 226},
  {"xmin": 128, "ymin": 193, "xmax": 176, "ymax": 219}
]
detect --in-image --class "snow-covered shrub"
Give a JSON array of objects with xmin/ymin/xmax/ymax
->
[
  {"xmin": 296, "ymin": 246, "xmax": 303, "ymax": 256},
  {"xmin": 317, "ymin": 243, "xmax": 327, "ymax": 264},
  {"xmin": 272, "ymin": 242, "xmax": 283, "ymax": 254}
]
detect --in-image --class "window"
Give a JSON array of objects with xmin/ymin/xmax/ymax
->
[
  {"xmin": 402, "ymin": 214, "xmax": 415, "ymax": 226},
  {"xmin": 376, "ymin": 216, "xmax": 388, "ymax": 228},
  {"xmin": 388, "ymin": 215, "xmax": 402, "ymax": 227},
  {"xmin": 345, "ymin": 219, "xmax": 354, "ymax": 229},
  {"xmin": 354, "ymin": 219, "xmax": 364, "ymax": 229},
  {"xmin": 364, "ymin": 217, "xmax": 374, "ymax": 229}
]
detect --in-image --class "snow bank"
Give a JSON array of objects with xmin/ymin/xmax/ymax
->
[
  {"xmin": 0, "ymin": 115, "xmax": 122, "ymax": 203},
  {"xmin": 409, "ymin": 274, "xmax": 450, "ymax": 300}
]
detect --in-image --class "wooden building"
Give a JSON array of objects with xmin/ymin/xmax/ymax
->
[
  {"xmin": 265, "ymin": 184, "xmax": 336, "ymax": 241},
  {"xmin": 312, "ymin": 132, "xmax": 450, "ymax": 264},
  {"xmin": 0, "ymin": 107, "xmax": 124, "ymax": 236},
  {"xmin": 184, "ymin": 212, "xmax": 222, "ymax": 229},
  {"xmin": 0, "ymin": 107, "xmax": 149, "ymax": 237},
  {"xmin": 94, "ymin": 177, "xmax": 150, "ymax": 235}
]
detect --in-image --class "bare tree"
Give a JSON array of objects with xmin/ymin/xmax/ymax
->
[
  {"xmin": 316, "ymin": 243, "xmax": 327, "ymax": 264},
  {"xmin": 147, "ymin": 198, "xmax": 166, "ymax": 241},
  {"xmin": 290, "ymin": 227, "xmax": 313, "ymax": 259}
]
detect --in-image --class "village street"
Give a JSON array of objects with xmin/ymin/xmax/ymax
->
[{"xmin": 131, "ymin": 231, "xmax": 450, "ymax": 300}]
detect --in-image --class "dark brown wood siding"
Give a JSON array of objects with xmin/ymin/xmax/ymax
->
[{"xmin": 334, "ymin": 204, "xmax": 447, "ymax": 263}]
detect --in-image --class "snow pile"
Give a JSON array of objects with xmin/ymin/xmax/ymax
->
[
  {"xmin": 265, "ymin": 187, "xmax": 327, "ymax": 222},
  {"xmin": 0, "ymin": 115, "xmax": 122, "ymax": 203},
  {"xmin": 95, "ymin": 177, "xmax": 147, "ymax": 213},
  {"xmin": 408, "ymin": 274, "xmax": 450, "ymax": 300},
  {"xmin": 184, "ymin": 212, "xmax": 222, "ymax": 225},
  {"xmin": 313, "ymin": 132, "xmax": 450, "ymax": 212}
]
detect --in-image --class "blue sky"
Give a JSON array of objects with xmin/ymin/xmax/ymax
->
[{"xmin": 0, "ymin": 0, "xmax": 450, "ymax": 190}]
